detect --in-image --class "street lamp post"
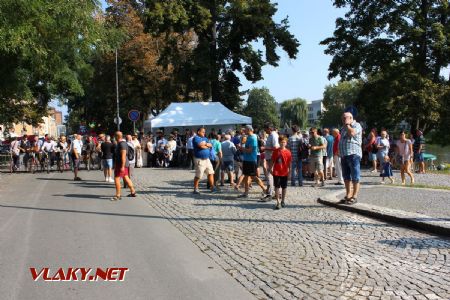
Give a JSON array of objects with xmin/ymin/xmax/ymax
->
[{"xmin": 115, "ymin": 48, "xmax": 120, "ymax": 131}]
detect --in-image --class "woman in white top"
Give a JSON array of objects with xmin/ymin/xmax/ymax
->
[
  {"xmin": 396, "ymin": 130, "xmax": 414, "ymax": 185},
  {"xmin": 132, "ymin": 135, "xmax": 143, "ymax": 168}
]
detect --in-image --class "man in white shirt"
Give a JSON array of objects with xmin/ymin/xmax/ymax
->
[
  {"xmin": 262, "ymin": 123, "xmax": 279, "ymax": 199},
  {"xmin": 42, "ymin": 136, "xmax": 58, "ymax": 169},
  {"xmin": 71, "ymin": 134, "xmax": 83, "ymax": 180}
]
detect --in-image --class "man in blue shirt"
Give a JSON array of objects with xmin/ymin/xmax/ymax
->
[
  {"xmin": 237, "ymin": 125, "xmax": 268, "ymax": 199},
  {"xmin": 323, "ymin": 128, "xmax": 335, "ymax": 180},
  {"xmin": 193, "ymin": 127, "xmax": 216, "ymax": 194}
]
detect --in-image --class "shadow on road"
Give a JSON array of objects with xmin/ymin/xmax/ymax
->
[
  {"xmin": 378, "ymin": 238, "xmax": 450, "ymax": 249},
  {"xmin": 194, "ymin": 202, "xmax": 321, "ymax": 210},
  {"xmin": 52, "ymin": 193, "xmax": 110, "ymax": 200},
  {"xmin": 0, "ymin": 203, "xmax": 393, "ymax": 228}
]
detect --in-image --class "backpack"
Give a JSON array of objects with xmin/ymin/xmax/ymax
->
[
  {"xmin": 298, "ymin": 140, "xmax": 309, "ymax": 160},
  {"xmin": 127, "ymin": 143, "xmax": 135, "ymax": 161}
]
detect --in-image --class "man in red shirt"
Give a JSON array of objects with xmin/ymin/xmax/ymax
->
[
  {"xmin": 332, "ymin": 129, "xmax": 344, "ymax": 185},
  {"xmin": 270, "ymin": 136, "xmax": 292, "ymax": 210}
]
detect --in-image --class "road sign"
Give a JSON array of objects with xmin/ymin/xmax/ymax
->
[
  {"xmin": 128, "ymin": 110, "xmax": 140, "ymax": 122},
  {"xmin": 114, "ymin": 116, "xmax": 122, "ymax": 125}
]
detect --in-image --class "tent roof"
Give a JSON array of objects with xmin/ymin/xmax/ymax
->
[{"xmin": 150, "ymin": 102, "xmax": 252, "ymax": 128}]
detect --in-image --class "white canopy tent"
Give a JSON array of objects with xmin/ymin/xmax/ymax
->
[{"xmin": 149, "ymin": 102, "xmax": 251, "ymax": 131}]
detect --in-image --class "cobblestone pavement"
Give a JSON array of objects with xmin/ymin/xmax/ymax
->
[{"xmin": 133, "ymin": 168, "xmax": 450, "ymax": 300}]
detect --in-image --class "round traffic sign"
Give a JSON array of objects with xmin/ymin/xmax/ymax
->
[
  {"xmin": 114, "ymin": 116, "xmax": 122, "ymax": 125},
  {"xmin": 128, "ymin": 110, "xmax": 140, "ymax": 122}
]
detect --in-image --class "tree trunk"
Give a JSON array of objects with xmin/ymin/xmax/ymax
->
[{"xmin": 209, "ymin": 0, "xmax": 220, "ymax": 102}]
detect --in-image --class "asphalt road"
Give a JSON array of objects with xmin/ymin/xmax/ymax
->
[{"xmin": 0, "ymin": 171, "xmax": 254, "ymax": 300}]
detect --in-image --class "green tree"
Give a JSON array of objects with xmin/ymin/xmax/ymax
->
[
  {"xmin": 244, "ymin": 87, "xmax": 279, "ymax": 130},
  {"xmin": 144, "ymin": 0, "xmax": 300, "ymax": 110},
  {"xmin": 321, "ymin": 0, "xmax": 449, "ymax": 134},
  {"xmin": 321, "ymin": 80, "xmax": 362, "ymax": 128},
  {"xmin": 279, "ymin": 98, "xmax": 308, "ymax": 129},
  {"xmin": 0, "ymin": 0, "xmax": 105, "ymax": 126}
]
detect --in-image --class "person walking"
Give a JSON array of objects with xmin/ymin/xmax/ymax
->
[
  {"xmin": 331, "ymin": 129, "xmax": 344, "ymax": 185},
  {"xmin": 413, "ymin": 129, "xmax": 426, "ymax": 174},
  {"xmin": 338, "ymin": 112, "xmax": 363, "ymax": 205},
  {"xmin": 209, "ymin": 133, "xmax": 222, "ymax": 190},
  {"xmin": 270, "ymin": 136, "xmax": 291, "ymax": 209},
  {"xmin": 396, "ymin": 130, "xmax": 415, "ymax": 185},
  {"xmin": 262, "ymin": 123, "xmax": 279, "ymax": 196},
  {"xmin": 101, "ymin": 135, "xmax": 114, "ymax": 182},
  {"xmin": 365, "ymin": 131, "xmax": 378, "ymax": 173},
  {"xmin": 187, "ymin": 130, "xmax": 196, "ymax": 170},
  {"xmin": 380, "ymin": 156, "xmax": 394, "ymax": 184},
  {"xmin": 126, "ymin": 135, "xmax": 135, "ymax": 182},
  {"xmin": 132, "ymin": 134, "xmax": 143, "ymax": 168},
  {"xmin": 193, "ymin": 127, "xmax": 216, "ymax": 194},
  {"xmin": 111, "ymin": 131, "xmax": 136, "ymax": 201},
  {"xmin": 237, "ymin": 125, "xmax": 269, "ymax": 199},
  {"xmin": 287, "ymin": 125, "xmax": 302, "ymax": 186}
]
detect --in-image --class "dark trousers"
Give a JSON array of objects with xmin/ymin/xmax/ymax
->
[{"xmin": 187, "ymin": 149, "xmax": 195, "ymax": 170}]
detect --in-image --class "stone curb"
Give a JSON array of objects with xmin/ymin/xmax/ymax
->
[{"xmin": 318, "ymin": 194, "xmax": 450, "ymax": 237}]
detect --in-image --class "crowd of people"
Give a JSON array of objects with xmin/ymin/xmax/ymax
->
[{"xmin": 2, "ymin": 112, "xmax": 428, "ymax": 206}]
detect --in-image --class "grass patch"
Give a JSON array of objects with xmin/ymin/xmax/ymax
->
[{"xmin": 392, "ymin": 183, "xmax": 450, "ymax": 191}]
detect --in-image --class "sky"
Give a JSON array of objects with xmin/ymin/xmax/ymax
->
[{"xmin": 52, "ymin": 0, "xmax": 345, "ymax": 115}]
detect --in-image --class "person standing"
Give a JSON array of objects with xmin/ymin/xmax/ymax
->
[
  {"xmin": 209, "ymin": 133, "xmax": 222, "ymax": 190},
  {"xmin": 101, "ymin": 135, "xmax": 114, "ymax": 182},
  {"xmin": 237, "ymin": 125, "xmax": 268, "ymax": 199},
  {"xmin": 71, "ymin": 134, "xmax": 83, "ymax": 181},
  {"xmin": 186, "ymin": 130, "xmax": 196, "ymax": 170},
  {"xmin": 338, "ymin": 112, "xmax": 363, "ymax": 204},
  {"xmin": 146, "ymin": 134, "xmax": 155, "ymax": 167},
  {"xmin": 10, "ymin": 137, "xmax": 21, "ymax": 171},
  {"xmin": 323, "ymin": 128, "xmax": 334, "ymax": 180},
  {"xmin": 270, "ymin": 136, "xmax": 292, "ymax": 209},
  {"xmin": 396, "ymin": 130, "xmax": 415, "ymax": 185},
  {"xmin": 376, "ymin": 130, "xmax": 390, "ymax": 171},
  {"xmin": 220, "ymin": 134, "xmax": 237, "ymax": 187},
  {"xmin": 287, "ymin": 125, "xmax": 302, "ymax": 186},
  {"xmin": 132, "ymin": 134, "xmax": 143, "ymax": 168},
  {"xmin": 192, "ymin": 127, "xmax": 216, "ymax": 194},
  {"xmin": 332, "ymin": 129, "xmax": 344, "ymax": 185},
  {"xmin": 365, "ymin": 131, "xmax": 378, "ymax": 173},
  {"xmin": 126, "ymin": 135, "xmax": 135, "ymax": 179},
  {"xmin": 112, "ymin": 131, "xmax": 136, "ymax": 201},
  {"xmin": 413, "ymin": 129, "xmax": 426, "ymax": 174},
  {"xmin": 308, "ymin": 128, "xmax": 326, "ymax": 187},
  {"xmin": 262, "ymin": 123, "xmax": 279, "ymax": 197}
]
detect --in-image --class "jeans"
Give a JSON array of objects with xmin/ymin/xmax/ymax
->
[
  {"xmin": 341, "ymin": 154, "xmax": 361, "ymax": 183},
  {"xmin": 290, "ymin": 159, "xmax": 303, "ymax": 186}
]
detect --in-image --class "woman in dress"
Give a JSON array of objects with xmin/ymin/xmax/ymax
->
[{"xmin": 132, "ymin": 134, "xmax": 143, "ymax": 168}]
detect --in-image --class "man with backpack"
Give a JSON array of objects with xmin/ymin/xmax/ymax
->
[{"xmin": 112, "ymin": 131, "xmax": 136, "ymax": 201}]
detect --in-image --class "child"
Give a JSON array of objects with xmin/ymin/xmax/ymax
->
[
  {"xmin": 380, "ymin": 156, "xmax": 394, "ymax": 184},
  {"xmin": 163, "ymin": 145, "xmax": 171, "ymax": 168},
  {"xmin": 270, "ymin": 136, "xmax": 292, "ymax": 209}
]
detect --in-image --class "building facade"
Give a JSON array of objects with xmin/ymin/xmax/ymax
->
[{"xmin": 307, "ymin": 100, "xmax": 325, "ymax": 126}]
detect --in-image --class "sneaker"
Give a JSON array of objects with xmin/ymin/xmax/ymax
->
[
  {"xmin": 259, "ymin": 194, "xmax": 272, "ymax": 202},
  {"xmin": 380, "ymin": 181, "xmax": 385, "ymax": 184},
  {"xmin": 334, "ymin": 182, "xmax": 344, "ymax": 185},
  {"xmin": 281, "ymin": 200, "xmax": 286, "ymax": 208},
  {"xmin": 74, "ymin": 177, "xmax": 82, "ymax": 181},
  {"xmin": 193, "ymin": 189, "xmax": 200, "ymax": 194},
  {"xmin": 320, "ymin": 181, "xmax": 325, "ymax": 187},
  {"xmin": 274, "ymin": 203, "xmax": 281, "ymax": 210},
  {"xmin": 237, "ymin": 193, "xmax": 249, "ymax": 198},
  {"xmin": 109, "ymin": 178, "xmax": 115, "ymax": 183},
  {"xmin": 211, "ymin": 188, "xmax": 220, "ymax": 194},
  {"xmin": 312, "ymin": 182, "xmax": 319, "ymax": 188}
]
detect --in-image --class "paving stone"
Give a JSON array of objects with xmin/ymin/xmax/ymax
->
[{"xmin": 133, "ymin": 169, "xmax": 450, "ymax": 300}]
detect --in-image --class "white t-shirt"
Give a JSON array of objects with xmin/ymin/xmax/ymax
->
[
  {"xmin": 127, "ymin": 141, "xmax": 136, "ymax": 164},
  {"xmin": 72, "ymin": 139, "xmax": 83, "ymax": 155},
  {"xmin": 42, "ymin": 141, "xmax": 57, "ymax": 152},
  {"xmin": 264, "ymin": 131, "xmax": 279, "ymax": 159}
]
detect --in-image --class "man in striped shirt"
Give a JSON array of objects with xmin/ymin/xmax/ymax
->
[
  {"xmin": 338, "ymin": 112, "xmax": 363, "ymax": 204},
  {"xmin": 288, "ymin": 125, "xmax": 303, "ymax": 186}
]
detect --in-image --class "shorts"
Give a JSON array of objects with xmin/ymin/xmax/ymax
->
[
  {"xmin": 368, "ymin": 153, "xmax": 377, "ymax": 161},
  {"xmin": 326, "ymin": 156, "xmax": 334, "ymax": 168},
  {"xmin": 414, "ymin": 152, "xmax": 424, "ymax": 162},
  {"xmin": 221, "ymin": 160, "xmax": 234, "ymax": 172},
  {"xmin": 341, "ymin": 154, "xmax": 361, "ymax": 183},
  {"xmin": 273, "ymin": 176, "xmax": 288, "ymax": 189},
  {"xmin": 114, "ymin": 166, "xmax": 129, "ymax": 178},
  {"xmin": 72, "ymin": 156, "xmax": 80, "ymax": 169},
  {"xmin": 194, "ymin": 158, "xmax": 215, "ymax": 178},
  {"xmin": 309, "ymin": 156, "xmax": 324, "ymax": 172},
  {"xmin": 102, "ymin": 159, "xmax": 113, "ymax": 169},
  {"xmin": 242, "ymin": 161, "xmax": 257, "ymax": 176}
]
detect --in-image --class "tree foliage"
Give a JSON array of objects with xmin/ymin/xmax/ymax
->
[
  {"xmin": 243, "ymin": 87, "xmax": 279, "ymax": 130},
  {"xmin": 67, "ymin": 0, "xmax": 192, "ymax": 134},
  {"xmin": 279, "ymin": 98, "xmax": 308, "ymax": 129},
  {"xmin": 321, "ymin": 80, "xmax": 362, "ymax": 128},
  {"xmin": 0, "ymin": 0, "xmax": 105, "ymax": 126},
  {"xmin": 144, "ymin": 0, "xmax": 300, "ymax": 110},
  {"xmin": 321, "ymin": 0, "xmax": 449, "ymax": 135}
]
